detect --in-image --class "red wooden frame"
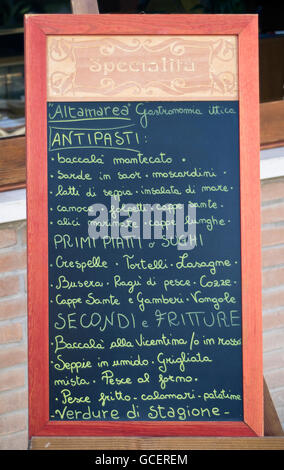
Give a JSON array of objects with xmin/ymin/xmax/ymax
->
[{"xmin": 25, "ymin": 14, "xmax": 263, "ymax": 438}]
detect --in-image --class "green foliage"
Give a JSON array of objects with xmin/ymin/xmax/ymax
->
[
  {"xmin": 145, "ymin": 0, "xmax": 246, "ymax": 14},
  {"xmin": 0, "ymin": 0, "xmax": 248, "ymax": 28},
  {"xmin": 0, "ymin": 0, "xmax": 70, "ymax": 28},
  {"xmin": 180, "ymin": 0, "xmax": 204, "ymax": 13},
  {"xmin": 191, "ymin": 0, "xmax": 246, "ymax": 13},
  {"xmin": 0, "ymin": 0, "xmax": 33, "ymax": 27},
  {"xmin": 145, "ymin": 0, "xmax": 185, "ymax": 13}
]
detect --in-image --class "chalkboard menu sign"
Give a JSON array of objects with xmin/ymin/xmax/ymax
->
[{"xmin": 26, "ymin": 14, "xmax": 263, "ymax": 439}]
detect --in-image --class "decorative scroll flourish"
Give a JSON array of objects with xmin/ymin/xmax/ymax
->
[
  {"xmin": 50, "ymin": 71, "xmax": 75, "ymax": 96},
  {"xmin": 210, "ymin": 38, "xmax": 235, "ymax": 62},
  {"xmin": 47, "ymin": 35, "xmax": 238, "ymax": 100},
  {"xmin": 49, "ymin": 38, "xmax": 75, "ymax": 62},
  {"xmin": 212, "ymin": 72, "xmax": 236, "ymax": 94},
  {"xmin": 97, "ymin": 36, "xmax": 206, "ymax": 56}
]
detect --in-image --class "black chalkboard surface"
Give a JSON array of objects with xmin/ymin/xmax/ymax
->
[{"xmin": 47, "ymin": 100, "xmax": 243, "ymax": 423}]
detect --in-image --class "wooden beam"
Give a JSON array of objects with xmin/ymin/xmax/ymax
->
[
  {"xmin": 71, "ymin": 0, "xmax": 99, "ymax": 14},
  {"xmin": 0, "ymin": 136, "xmax": 26, "ymax": 192},
  {"xmin": 264, "ymin": 378, "xmax": 284, "ymax": 436},
  {"xmin": 260, "ymin": 100, "xmax": 284, "ymax": 149},
  {"xmin": 30, "ymin": 436, "xmax": 284, "ymax": 450}
]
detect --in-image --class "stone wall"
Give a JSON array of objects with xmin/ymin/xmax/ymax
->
[
  {"xmin": 261, "ymin": 177, "xmax": 284, "ymax": 425},
  {"xmin": 0, "ymin": 221, "xmax": 28, "ymax": 449}
]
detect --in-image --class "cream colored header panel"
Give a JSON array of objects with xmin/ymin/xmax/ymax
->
[{"xmin": 47, "ymin": 35, "xmax": 238, "ymax": 101}]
